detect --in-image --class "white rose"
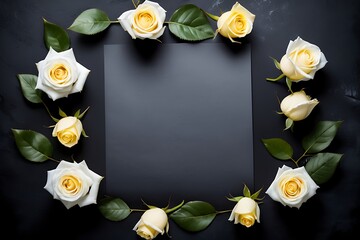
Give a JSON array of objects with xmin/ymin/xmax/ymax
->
[
  {"xmin": 44, "ymin": 160, "xmax": 103, "ymax": 209},
  {"xmin": 217, "ymin": 2, "xmax": 255, "ymax": 41},
  {"xmin": 228, "ymin": 197, "xmax": 260, "ymax": 227},
  {"xmin": 280, "ymin": 90, "xmax": 319, "ymax": 121},
  {"xmin": 265, "ymin": 165, "xmax": 319, "ymax": 209},
  {"xmin": 52, "ymin": 116, "xmax": 83, "ymax": 148},
  {"xmin": 279, "ymin": 36, "xmax": 327, "ymax": 82},
  {"xmin": 35, "ymin": 47, "xmax": 90, "ymax": 100},
  {"xmin": 133, "ymin": 208, "xmax": 169, "ymax": 239},
  {"xmin": 118, "ymin": 0, "xmax": 166, "ymax": 40}
]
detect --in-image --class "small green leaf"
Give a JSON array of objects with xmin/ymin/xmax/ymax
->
[
  {"xmin": 302, "ymin": 121, "xmax": 343, "ymax": 153},
  {"xmin": 98, "ymin": 197, "xmax": 131, "ymax": 221},
  {"xmin": 170, "ymin": 201, "xmax": 216, "ymax": 232},
  {"xmin": 11, "ymin": 129, "xmax": 53, "ymax": 162},
  {"xmin": 43, "ymin": 18, "xmax": 70, "ymax": 52},
  {"xmin": 17, "ymin": 74, "xmax": 42, "ymax": 104},
  {"xmin": 261, "ymin": 138, "xmax": 293, "ymax": 160},
  {"xmin": 286, "ymin": 77, "xmax": 293, "ymax": 92},
  {"xmin": 270, "ymin": 57, "xmax": 281, "ymax": 70},
  {"xmin": 305, "ymin": 153, "xmax": 343, "ymax": 185},
  {"xmin": 168, "ymin": 4, "xmax": 214, "ymax": 41},
  {"xmin": 77, "ymin": 106, "xmax": 90, "ymax": 120},
  {"xmin": 226, "ymin": 196, "xmax": 243, "ymax": 202},
  {"xmin": 243, "ymin": 184, "xmax": 251, "ymax": 198},
  {"xmin": 284, "ymin": 118, "xmax": 293, "ymax": 131},
  {"xmin": 250, "ymin": 188, "xmax": 263, "ymax": 201},
  {"xmin": 58, "ymin": 108, "xmax": 67, "ymax": 118},
  {"xmin": 68, "ymin": 8, "xmax": 112, "ymax": 35},
  {"xmin": 266, "ymin": 73, "xmax": 285, "ymax": 82}
]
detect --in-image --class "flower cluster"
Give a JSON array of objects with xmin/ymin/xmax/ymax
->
[
  {"xmin": 68, "ymin": 1, "xmax": 255, "ymax": 43},
  {"xmin": 263, "ymin": 37, "xmax": 343, "ymax": 208}
]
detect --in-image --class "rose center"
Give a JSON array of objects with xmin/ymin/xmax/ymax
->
[
  {"xmin": 283, "ymin": 177, "xmax": 303, "ymax": 198},
  {"xmin": 60, "ymin": 175, "xmax": 81, "ymax": 194},
  {"xmin": 50, "ymin": 63, "xmax": 70, "ymax": 84},
  {"xmin": 134, "ymin": 9, "xmax": 157, "ymax": 32}
]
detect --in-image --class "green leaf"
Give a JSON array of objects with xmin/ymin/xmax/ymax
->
[
  {"xmin": 226, "ymin": 196, "xmax": 243, "ymax": 202},
  {"xmin": 170, "ymin": 201, "xmax": 216, "ymax": 232},
  {"xmin": 302, "ymin": 121, "xmax": 343, "ymax": 153},
  {"xmin": 68, "ymin": 8, "xmax": 112, "ymax": 35},
  {"xmin": 98, "ymin": 197, "xmax": 131, "ymax": 221},
  {"xmin": 11, "ymin": 129, "xmax": 53, "ymax": 162},
  {"xmin": 261, "ymin": 138, "xmax": 293, "ymax": 160},
  {"xmin": 77, "ymin": 106, "xmax": 90, "ymax": 120},
  {"xmin": 270, "ymin": 57, "xmax": 281, "ymax": 70},
  {"xmin": 17, "ymin": 74, "xmax": 42, "ymax": 104},
  {"xmin": 286, "ymin": 77, "xmax": 293, "ymax": 92},
  {"xmin": 284, "ymin": 118, "xmax": 293, "ymax": 131},
  {"xmin": 43, "ymin": 18, "xmax": 70, "ymax": 52},
  {"xmin": 168, "ymin": 4, "xmax": 214, "ymax": 41},
  {"xmin": 58, "ymin": 108, "xmax": 67, "ymax": 118},
  {"xmin": 305, "ymin": 153, "xmax": 343, "ymax": 185},
  {"xmin": 243, "ymin": 184, "xmax": 251, "ymax": 198}
]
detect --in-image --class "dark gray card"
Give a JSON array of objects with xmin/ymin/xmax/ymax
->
[{"xmin": 104, "ymin": 43, "xmax": 253, "ymax": 202}]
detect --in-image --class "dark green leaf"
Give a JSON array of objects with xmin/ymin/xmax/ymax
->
[
  {"xmin": 170, "ymin": 201, "xmax": 216, "ymax": 232},
  {"xmin": 43, "ymin": 18, "xmax": 70, "ymax": 52},
  {"xmin": 68, "ymin": 8, "xmax": 111, "ymax": 35},
  {"xmin": 98, "ymin": 197, "xmax": 131, "ymax": 221},
  {"xmin": 305, "ymin": 153, "xmax": 343, "ymax": 184},
  {"xmin": 168, "ymin": 4, "xmax": 214, "ymax": 41},
  {"xmin": 11, "ymin": 129, "xmax": 52, "ymax": 162},
  {"xmin": 261, "ymin": 138, "xmax": 293, "ymax": 160},
  {"xmin": 17, "ymin": 74, "xmax": 42, "ymax": 104},
  {"xmin": 302, "ymin": 121, "xmax": 343, "ymax": 153}
]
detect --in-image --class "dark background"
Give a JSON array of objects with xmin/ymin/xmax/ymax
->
[{"xmin": 1, "ymin": 0, "xmax": 359, "ymax": 239}]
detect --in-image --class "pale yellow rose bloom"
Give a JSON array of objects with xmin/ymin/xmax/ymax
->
[
  {"xmin": 133, "ymin": 208, "xmax": 169, "ymax": 239},
  {"xmin": 36, "ymin": 47, "xmax": 90, "ymax": 100},
  {"xmin": 265, "ymin": 165, "xmax": 319, "ymax": 208},
  {"xmin": 217, "ymin": 2, "xmax": 255, "ymax": 42},
  {"xmin": 280, "ymin": 36, "xmax": 327, "ymax": 82},
  {"xmin": 118, "ymin": 0, "xmax": 166, "ymax": 40},
  {"xmin": 280, "ymin": 90, "xmax": 319, "ymax": 121},
  {"xmin": 44, "ymin": 160, "xmax": 104, "ymax": 209},
  {"xmin": 52, "ymin": 116, "xmax": 83, "ymax": 148},
  {"xmin": 228, "ymin": 197, "xmax": 260, "ymax": 227}
]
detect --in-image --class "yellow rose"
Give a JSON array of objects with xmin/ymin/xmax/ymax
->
[
  {"xmin": 228, "ymin": 197, "xmax": 260, "ymax": 227},
  {"xmin": 279, "ymin": 37, "xmax": 327, "ymax": 82},
  {"xmin": 265, "ymin": 165, "xmax": 319, "ymax": 208},
  {"xmin": 216, "ymin": 2, "xmax": 255, "ymax": 42},
  {"xmin": 118, "ymin": 0, "xmax": 166, "ymax": 40},
  {"xmin": 36, "ymin": 47, "xmax": 90, "ymax": 100},
  {"xmin": 44, "ymin": 160, "xmax": 103, "ymax": 209},
  {"xmin": 133, "ymin": 208, "xmax": 169, "ymax": 239},
  {"xmin": 52, "ymin": 116, "xmax": 83, "ymax": 148},
  {"xmin": 280, "ymin": 90, "xmax": 319, "ymax": 121}
]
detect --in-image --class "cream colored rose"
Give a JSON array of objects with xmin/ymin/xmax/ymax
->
[
  {"xmin": 118, "ymin": 0, "xmax": 166, "ymax": 40},
  {"xmin": 36, "ymin": 47, "xmax": 90, "ymax": 100},
  {"xmin": 280, "ymin": 90, "xmax": 319, "ymax": 121},
  {"xmin": 52, "ymin": 116, "xmax": 83, "ymax": 148},
  {"xmin": 44, "ymin": 160, "xmax": 103, "ymax": 209},
  {"xmin": 279, "ymin": 37, "xmax": 327, "ymax": 82},
  {"xmin": 133, "ymin": 208, "xmax": 169, "ymax": 239},
  {"xmin": 228, "ymin": 197, "xmax": 260, "ymax": 227},
  {"xmin": 216, "ymin": 2, "xmax": 255, "ymax": 41},
  {"xmin": 265, "ymin": 165, "xmax": 319, "ymax": 208}
]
